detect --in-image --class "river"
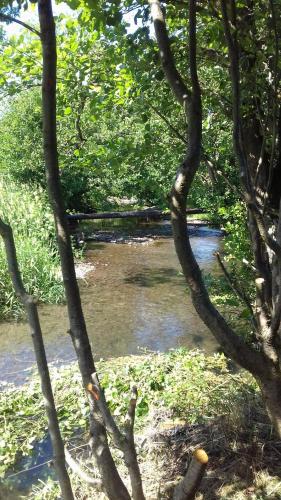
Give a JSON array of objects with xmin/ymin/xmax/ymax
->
[{"xmin": 0, "ymin": 221, "xmax": 222, "ymax": 386}]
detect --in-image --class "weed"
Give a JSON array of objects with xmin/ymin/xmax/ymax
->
[{"xmin": 0, "ymin": 177, "xmax": 64, "ymax": 318}]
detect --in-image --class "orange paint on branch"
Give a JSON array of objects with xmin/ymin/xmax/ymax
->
[
  {"xmin": 87, "ymin": 383, "xmax": 100, "ymax": 400},
  {"xmin": 194, "ymin": 449, "xmax": 208, "ymax": 464}
]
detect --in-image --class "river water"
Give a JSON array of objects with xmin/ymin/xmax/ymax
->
[{"xmin": 0, "ymin": 221, "xmax": 222, "ymax": 386}]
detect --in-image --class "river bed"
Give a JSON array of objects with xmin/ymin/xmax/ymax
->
[{"xmin": 0, "ymin": 221, "xmax": 222, "ymax": 386}]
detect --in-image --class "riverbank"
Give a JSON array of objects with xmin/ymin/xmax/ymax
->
[
  {"xmin": 74, "ymin": 217, "xmax": 222, "ymax": 245},
  {"xmin": 1, "ymin": 349, "xmax": 280, "ymax": 499}
]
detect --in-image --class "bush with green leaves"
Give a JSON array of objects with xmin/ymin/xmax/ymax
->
[
  {"xmin": 0, "ymin": 177, "xmax": 64, "ymax": 318},
  {"xmin": 0, "ymin": 17, "xmax": 238, "ymax": 214}
]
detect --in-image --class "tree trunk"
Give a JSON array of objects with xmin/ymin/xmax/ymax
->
[
  {"xmin": 0, "ymin": 219, "xmax": 74, "ymax": 500},
  {"xmin": 259, "ymin": 374, "xmax": 281, "ymax": 438},
  {"xmin": 66, "ymin": 207, "xmax": 205, "ymax": 222},
  {"xmin": 37, "ymin": 1, "xmax": 131, "ymax": 498}
]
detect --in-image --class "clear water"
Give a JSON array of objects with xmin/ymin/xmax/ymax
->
[{"xmin": 0, "ymin": 222, "xmax": 222, "ymax": 386}]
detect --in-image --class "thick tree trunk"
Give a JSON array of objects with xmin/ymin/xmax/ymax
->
[{"xmin": 259, "ymin": 374, "xmax": 281, "ymax": 438}]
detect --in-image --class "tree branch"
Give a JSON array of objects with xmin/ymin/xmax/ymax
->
[
  {"xmin": 202, "ymin": 153, "xmax": 242, "ymax": 197},
  {"xmin": 220, "ymin": 0, "xmax": 276, "ymax": 349},
  {"xmin": 89, "ymin": 374, "xmax": 145, "ymax": 500},
  {"xmin": 124, "ymin": 386, "xmax": 138, "ymax": 441},
  {"xmin": 215, "ymin": 252, "xmax": 257, "ymax": 329},
  {"xmin": 64, "ymin": 448, "xmax": 102, "ymax": 487},
  {"xmin": 150, "ymin": 103, "xmax": 187, "ymax": 144},
  {"xmin": 0, "ymin": 12, "xmax": 41, "ymax": 37},
  {"xmin": 220, "ymin": 0, "xmax": 252, "ymax": 196},
  {"xmin": 75, "ymin": 95, "xmax": 87, "ymax": 144},
  {"xmin": 148, "ymin": 0, "xmax": 191, "ymax": 107},
  {"xmin": 265, "ymin": 0, "xmax": 280, "ymax": 203}
]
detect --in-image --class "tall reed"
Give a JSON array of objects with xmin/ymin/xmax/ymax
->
[{"xmin": 0, "ymin": 177, "xmax": 64, "ymax": 318}]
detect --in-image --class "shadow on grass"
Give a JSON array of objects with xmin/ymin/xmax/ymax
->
[{"xmin": 157, "ymin": 393, "xmax": 281, "ymax": 499}]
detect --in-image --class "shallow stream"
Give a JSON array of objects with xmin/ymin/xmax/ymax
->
[{"xmin": 0, "ymin": 220, "xmax": 222, "ymax": 387}]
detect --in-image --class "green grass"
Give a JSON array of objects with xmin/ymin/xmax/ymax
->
[
  {"xmin": 0, "ymin": 349, "xmax": 252, "ymax": 475},
  {"xmin": 2, "ymin": 349, "xmax": 281, "ymax": 499},
  {"xmin": 0, "ymin": 353, "xmax": 256, "ymax": 475},
  {"xmin": 0, "ymin": 177, "xmax": 64, "ymax": 318}
]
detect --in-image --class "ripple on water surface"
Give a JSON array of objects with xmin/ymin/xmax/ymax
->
[{"xmin": 0, "ymin": 223, "xmax": 222, "ymax": 386}]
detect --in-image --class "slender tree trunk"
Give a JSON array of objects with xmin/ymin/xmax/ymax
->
[
  {"xmin": 0, "ymin": 220, "xmax": 74, "ymax": 500},
  {"xmin": 37, "ymin": 1, "xmax": 131, "ymax": 498}
]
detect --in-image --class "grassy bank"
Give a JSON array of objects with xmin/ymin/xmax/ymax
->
[
  {"xmin": 0, "ymin": 178, "xmax": 64, "ymax": 318},
  {"xmin": 1, "ymin": 349, "xmax": 281, "ymax": 499}
]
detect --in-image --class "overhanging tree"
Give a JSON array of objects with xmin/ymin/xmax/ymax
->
[{"xmin": 149, "ymin": 0, "xmax": 281, "ymax": 436}]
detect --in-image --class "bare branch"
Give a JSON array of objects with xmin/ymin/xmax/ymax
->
[
  {"xmin": 0, "ymin": 218, "xmax": 74, "ymax": 499},
  {"xmin": 89, "ymin": 374, "xmax": 124, "ymax": 446},
  {"xmin": 215, "ymin": 252, "xmax": 257, "ymax": 329},
  {"xmin": 150, "ymin": 103, "xmax": 187, "ymax": 144},
  {"xmin": 89, "ymin": 375, "xmax": 145, "ymax": 500},
  {"xmin": 124, "ymin": 386, "xmax": 138, "ymax": 440},
  {"xmin": 0, "ymin": 12, "xmax": 41, "ymax": 37},
  {"xmin": 202, "ymin": 153, "xmax": 242, "ymax": 197},
  {"xmin": 75, "ymin": 95, "xmax": 87, "ymax": 144},
  {"xmin": 242, "ymin": 258, "xmax": 257, "ymax": 273}
]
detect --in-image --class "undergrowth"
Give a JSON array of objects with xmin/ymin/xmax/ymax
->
[
  {"xmin": 0, "ymin": 178, "xmax": 64, "ymax": 318},
  {"xmin": 1, "ymin": 348, "xmax": 271, "ymax": 500}
]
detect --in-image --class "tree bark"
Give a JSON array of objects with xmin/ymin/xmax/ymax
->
[
  {"xmin": 0, "ymin": 219, "xmax": 74, "ymax": 500},
  {"xmin": 37, "ymin": 1, "xmax": 131, "ymax": 498},
  {"xmin": 150, "ymin": 0, "xmax": 267, "ymax": 379},
  {"xmin": 259, "ymin": 374, "xmax": 281, "ymax": 438}
]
